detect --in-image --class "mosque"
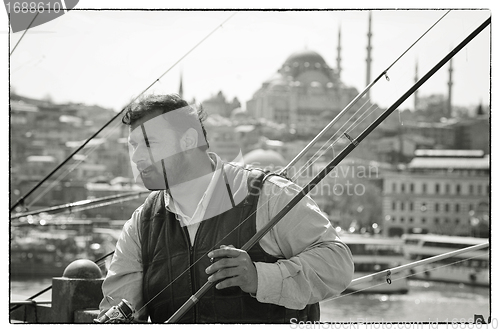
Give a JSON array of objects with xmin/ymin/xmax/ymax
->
[
  {"xmin": 203, "ymin": 13, "xmax": 459, "ymax": 170},
  {"xmin": 197, "ymin": 13, "xmax": 379, "ymax": 169},
  {"xmin": 246, "ymin": 15, "xmax": 374, "ymax": 137}
]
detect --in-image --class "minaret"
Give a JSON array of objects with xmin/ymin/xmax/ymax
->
[
  {"xmin": 366, "ymin": 12, "xmax": 373, "ymax": 100},
  {"xmin": 414, "ymin": 61, "xmax": 419, "ymax": 111},
  {"xmin": 476, "ymin": 101, "xmax": 484, "ymax": 116},
  {"xmin": 447, "ymin": 57, "xmax": 453, "ymax": 117},
  {"xmin": 178, "ymin": 71, "xmax": 184, "ymax": 99},
  {"xmin": 336, "ymin": 25, "xmax": 342, "ymax": 80}
]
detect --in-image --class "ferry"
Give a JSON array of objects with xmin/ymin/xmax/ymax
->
[
  {"xmin": 401, "ymin": 234, "xmax": 489, "ymax": 287},
  {"xmin": 342, "ymin": 234, "xmax": 409, "ymax": 294}
]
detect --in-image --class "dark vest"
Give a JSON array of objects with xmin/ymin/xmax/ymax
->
[{"xmin": 140, "ymin": 163, "xmax": 320, "ymax": 323}]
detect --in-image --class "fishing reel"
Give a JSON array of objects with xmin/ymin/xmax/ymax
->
[{"xmin": 94, "ymin": 299, "xmax": 135, "ymax": 324}]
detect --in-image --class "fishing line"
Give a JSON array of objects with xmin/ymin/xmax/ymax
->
[
  {"xmin": 11, "ymin": 191, "xmax": 149, "ymax": 220},
  {"xmin": 325, "ymin": 252, "xmax": 489, "ymax": 302},
  {"xmin": 287, "ymin": 37, "xmax": 427, "ymax": 185},
  {"xmin": 9, "ymin": 12, "xmax": 238, "ymax": 213},
  {"xmin": 11, "ymin": 8, "xmax": 447, "ymax": 213},
  {"xmin": 281, "ymin": 10, "xmax": 451, "ymax": 176},
  {"xmin": 289, "ymin": 100, "xmax": 376, "ymax": 181},
  {"xmin": 134, "ymin": 173, "xmax": 294, "ymax": 314},
  {"xmin": 287, "ymin": 95, "xmax": 379, "ymax": 183},
  {"xmin": 25, "ymin": 120, "xmax": 123, "ymax": 209},
  {"xmin": 15, "ymin": 33, "xmax": 455, "ymax": 313},
  {"xmin": 141, "ymin": 101, "xmax": 410, "ymax": 315},
  {"xmin": 289, "ymin": 100, "xmax": 380, "ymax": 184},
  {"xmin": 15, "ymin": 11, "xmax": 488, "ymax": 318},
  {"xmin": 135, "ymin": 12, "xmax": 472, "ymax": 310},
  {"xmin": 291, "ymin": 48, "xmax": 433, "ymax": 185}
]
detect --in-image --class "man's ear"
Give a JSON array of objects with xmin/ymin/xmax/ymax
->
[{"xmin": 180, "ymin": 128, "xmax": 199, "ymax": 150}]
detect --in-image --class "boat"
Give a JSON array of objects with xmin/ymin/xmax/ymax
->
[
  {"xmin": 10, "ymin": 221, "xmax": 119, "ymax": 278},
  {"xmin": 342, "ymin": 233, "xmax": 409, "ymax": 294},
  {"xmin": 401, "ymin": 234, "xmax": 489, "ymax": 287}
]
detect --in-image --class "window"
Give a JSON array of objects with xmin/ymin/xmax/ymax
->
[
  {"xmin": 455, "ymin": 203, "xmax": 460, "ymax": 213},
  {"xmin": 455, "ymin": 218, "xmax": 460, "ymax": 225},
  {"xmin": 445, "ymin": 184, "xmax": 450, "ymax": 194},
  {"xmin": 409, "ymin": 217, "xmax": 414, "ymax": 223},
  {"xmin": 392, "ymin": 201, "xmax": 396, "ymax": 211},
  {"xmin": 421, "ymin": 217, "xmax": 427, "ymax": 224},
  {"xmin": 410, "ymin": 183, "xmax": 414, "ymax": 193},
  {"xmin": 456, "ymin": 184, "xmax": 461, "ymax": 195},
  {"xmin": 445, "ymin": 203, "xmax": 449, "ymax": 212},
  {"xmin": 435, "ymin": 183, "xmax": 440, "ymax": 194},
  {"xmin": 401, "ymin": 183, "xmax": 406, "ymax": 193},
  {"xmin": 435, "ymin": 203, "xmax": 439, "ymax": 212},
  {"xmin": 400, "ymin": 217, "xmax": 405, "ymax": 223},
  {"xmin": 400, "ymin": 201, "xmax": 405, "ymax": 211},
  {"xmin": 392, "ymin": 182, "xmax": 396, "ymax": 193},
  {"xmin": 422, "ymin": 183, "xmax": 427, "ymax": 194},
  {"xmin": 469, "ymin": 184, "xmax": 474, "ymax": 195},
  {"xmin": 477, "ymin": 184, "xmax": 482, "ymax": 195},
  {"xmin": 434, "ymin": 217, "xmax": 440, "ymax": 224},
  {"xmin": 409, "ymin": 202, "xmax": 414, "ymax": 211}
]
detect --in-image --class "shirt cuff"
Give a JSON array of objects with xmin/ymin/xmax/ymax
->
[{"xmin": 254, "ymin": 262, "xmax": 283, "ymax": 304}]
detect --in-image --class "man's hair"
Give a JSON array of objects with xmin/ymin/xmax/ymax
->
[{"xmin": 122, "ymin": 94, "xmax": 209, "ymax": 149}]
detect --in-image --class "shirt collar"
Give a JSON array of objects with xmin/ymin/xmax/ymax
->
[{"xmin": 163, "ymin": 152, "xmax": 222, "ymax": 225}]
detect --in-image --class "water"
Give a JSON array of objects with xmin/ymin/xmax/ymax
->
[
  {"xmin": 320, "ymin": 280, "xmax": 490, "ymax": 323},
  {"xmin": 10, "ymin": 278, "xmax": 490, "ymax": 323},
  {"xmin": 10, "ymin": 278, "xmax": 53, "ymax": 303}
]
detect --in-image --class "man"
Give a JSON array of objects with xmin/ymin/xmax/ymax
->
[{"xmin": 98, "ymin": 94, "xmax": 353, "ymax": 323}]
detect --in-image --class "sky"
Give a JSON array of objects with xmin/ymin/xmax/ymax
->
[{"xmin": 4, "ymin": 2, "xmax": 493, "ymax": 114}]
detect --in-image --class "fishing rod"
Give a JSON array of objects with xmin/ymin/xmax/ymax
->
[
  {"xmin": 165, "ymin": 16, "xmax": 491, "ymax": 323},
  {"xmin": 9, "ymin": 11, "xmax": 40, "ymax": 55},
  {"xmin": 11, "ymin": 191, "xmax": 149, "ymax": 219},
  {"xmin": 280, "ymin": 10, "xmax": 450, "ymax": 177},
  {"xmin": 9, "ymin": 192, "xmax": 142, "ymax": 309},
  {"xmin": 10, "ymin": 13, "xmax": 238, "ymax": 310},
  {"xmin": 348, "ymin": 242, "xmax": 489, "ymax": 288},
  {"xmin": 9, "ymin": 12, "xmax": 237, "ymax": 213},
  {"xmin": 10, "ymin": 239, "xmax": 489, "ymax": 316}
]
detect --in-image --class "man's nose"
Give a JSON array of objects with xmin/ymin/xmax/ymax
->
[{"xmin": 131, "ymin": 145, "xmax": 150, "ymax": 166}]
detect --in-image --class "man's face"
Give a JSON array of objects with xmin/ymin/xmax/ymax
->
[{"xmin": 128, "ymin": 112, "xmax": 183, "ymax": 191}]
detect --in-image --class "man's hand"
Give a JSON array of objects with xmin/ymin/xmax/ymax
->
[{"xmin": 205, "ymin": 245, "xmax": 258, "ymax": 294}]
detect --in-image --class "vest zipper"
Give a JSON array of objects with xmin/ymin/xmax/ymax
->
[{"xmin": 182, "ymin": 226, "xmax": 197, "ymax": 322}]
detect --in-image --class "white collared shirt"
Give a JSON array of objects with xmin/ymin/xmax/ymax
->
[
  {"xmin": 100, "ymin": 153, "xmax": 354, "ymax": 320},
  {"xmin": 164, "ymin": 152, "xmax": 222, "ymax": 244}
]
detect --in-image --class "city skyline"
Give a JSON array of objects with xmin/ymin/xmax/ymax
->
[{"xmin": 6, "ymin": 8, "xmax": 491, "ymax": 114}]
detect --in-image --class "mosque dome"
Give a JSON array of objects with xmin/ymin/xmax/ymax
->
[
  {"xmin": 284, "ymin": 49, "xmax": 328, "ymax": 68},
  {"xmin": 243, "ymin": 149, "xmax": 287, "ymax": 171},
  {"xmin": 281, "ymin": 49, "xmax": 332, "ymax": 82}
]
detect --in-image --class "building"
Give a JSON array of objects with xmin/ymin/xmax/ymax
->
[
  {"xmin": 403, "ymin": 116, "xmax": 490, "ymax": 154},
  {"xmin": 453, "ymin": 116, "xmax": 490, "ymax": 154},
  {"xmin": 10, "ymin": 92, "xmax": 134, "ymax": 211},
  {"xmin": 202, "ymin": 91, "xmax": 241, "ymax": 118},
  {"xmin": 246, "ymin": 49, "xmax": 370, "ymax": 137},
  {"xmin": 403, "ymin": 120, "xmax": 457, "ymax": 149},
  {"xmin": 381, "ymin": 150, "xmax": 490, "ymax": 237}
]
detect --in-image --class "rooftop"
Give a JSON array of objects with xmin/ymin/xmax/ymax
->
[
  {"xmin": 414, "ymin": 149, "xmax": 485, "ymax": 158},
  {"xmin": 408, "ymin": 155, "xmax": 490, "ymax": 170}
]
